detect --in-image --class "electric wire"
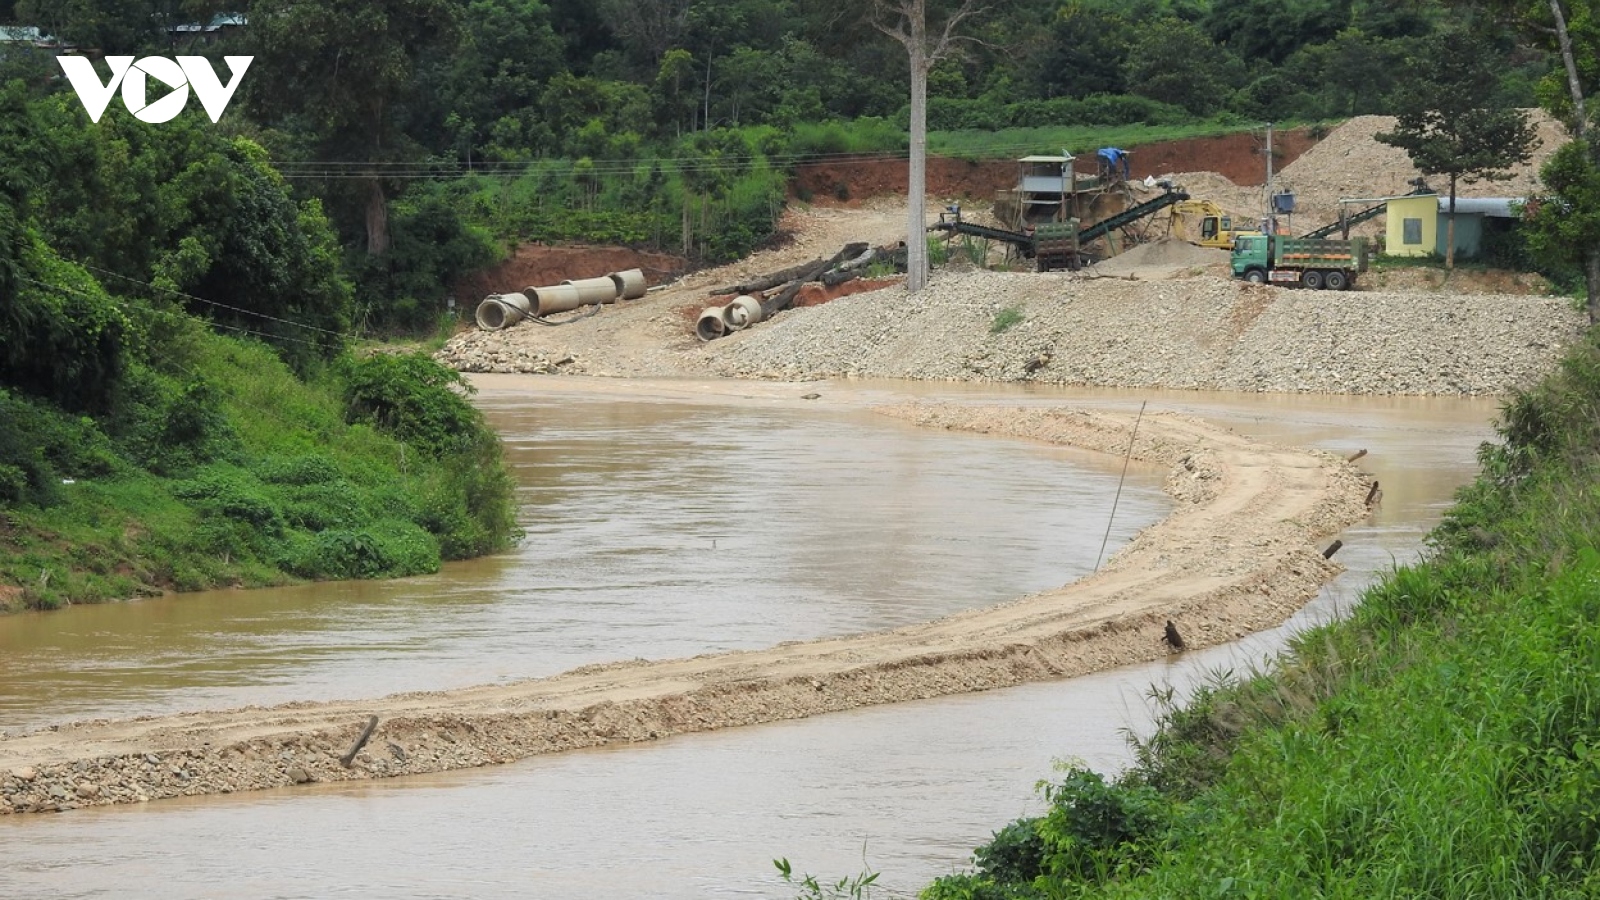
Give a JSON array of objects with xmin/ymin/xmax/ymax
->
[
  {"xmin": 16, "ymin": 273, "xmax": 335, "ymax": 350},
  {"xmin": 76, "ymin": 262, "xmax": 348, "ymax": 339}
]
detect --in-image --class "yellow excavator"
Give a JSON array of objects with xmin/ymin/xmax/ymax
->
[{"xmin": 1167, "ymin": 199, "xmax": 1259, "ymax": 250}]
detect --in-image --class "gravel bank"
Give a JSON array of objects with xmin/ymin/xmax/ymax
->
[{"xmin": 704, "ymin": 270, "xmax": 1585, "ymax": 395}]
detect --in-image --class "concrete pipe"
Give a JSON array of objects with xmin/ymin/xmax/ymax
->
[
  {"xmin": 530, "ymin": 283, "xmax": 584, "ymax": 316},
  {"xmin": 475, "ymin": 292, "xmax": 532, "ymax": 330},
  {"xmin": 608, "ymin": 268, "xmax": 648, "ymax": 300},
  {"xmin": 696, "ymin": 307, "xmax": 728, "ymax": 342},
  {"xmin": 720, "ymin": 295, "xmax": 764, "ymax": 331},
  {"xmin": 562, "ymin": 276, "xmax": 620, "ymax": 305}
]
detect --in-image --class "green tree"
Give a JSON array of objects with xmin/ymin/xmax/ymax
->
[
  {"xmin": 1123, "ymin": 17, "xmax": 1242, "ymax": 116},
  {"xmin": 1376, "ymin": 28, "xmax": 1538, "ymax": 268},
  {"xmin": 1278, "ymin": 29, "xmax": 1414, "ymax": 119},
  {"xmin": 431, "ymin": 0, "xmax": 566, "ymax": 163},
  {"xmin": 16, "ymin": 0, "xmax": 190, "ymax": 54},
  {"xmin": 1480, "ymin": 0, "xmax": 1600, "ymax": 322},
  {"xmin": 1028, "ymin": 4, "xmax": 1132, "ymax": 99},
  {"xmin": 1201, "ymin": 0, "xmax": 1349, "ymax": 66},
  {"xmin": 242, "ymin": 0, "xmax": 462, "ymax": 257}
]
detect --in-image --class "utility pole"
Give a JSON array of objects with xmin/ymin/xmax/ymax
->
[{"xmin": 1264, "ymin": 122, "xmax": 1274, "ymax": 233}]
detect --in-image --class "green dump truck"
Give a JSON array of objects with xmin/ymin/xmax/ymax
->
[{"xmin": 1231, "ymin": 234, "xmax": 1369, "ymax": 290}]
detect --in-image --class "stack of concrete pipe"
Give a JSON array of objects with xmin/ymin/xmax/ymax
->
[
  {"xmin": 475, "ymin": 267, "xmax": 647, "ymax": 330},
  {"xmin": 695, "ymin": 295, "xmax": 764, "ymax": 342}
]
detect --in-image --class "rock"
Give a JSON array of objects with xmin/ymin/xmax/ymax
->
[
  {"xmin": 74, "ymin": 782, "xmax": 100, "ymax": 799},
  {"xmin": 10, "ymin": 767, "xmax": 36, "ymax": 782},
  {"xmin": 286, "ymin": 767, "xmax": 312, "ymax": 785}
]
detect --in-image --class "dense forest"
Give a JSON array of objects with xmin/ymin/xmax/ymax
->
[{"xmin": 0, "ymin": 0, "xmax": 1554, "ymax": 331}]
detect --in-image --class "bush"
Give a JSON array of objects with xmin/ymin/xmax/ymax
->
[
  {"xmin": 340, "ymin": 352, "xmax": 485, "ymax": 457},
  {"xmin": 283, "ymin": 520, "xmax": 439, "ymax": 580},
  {"xmin": 1034, "ymin": 767, "xmax": 1168, "ymax": 883}
]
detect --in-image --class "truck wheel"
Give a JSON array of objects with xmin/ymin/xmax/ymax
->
[
  {"xmin": 1244, "ymin": 268, "xmax": 1267, "ymax": 284},
  {"xmin": 1303, "ymin": 270, "xmax": 1325, "ymax": 290},
  {"xmin": 1325, "ymin": 270, "xmax": 1348, "ymax": 291}
]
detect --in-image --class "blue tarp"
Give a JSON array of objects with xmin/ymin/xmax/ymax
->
[{"xmin": 1097, "ymin": 147, "xmax": 1130, "ymax": 181}]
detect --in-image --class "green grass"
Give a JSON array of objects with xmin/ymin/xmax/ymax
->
[{"xmin": 990, "ymin": 305, "xmax": 1025, "ymax": 334}]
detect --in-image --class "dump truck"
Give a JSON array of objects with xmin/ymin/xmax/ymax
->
[{"xmin": 1231, "ymin": 233, "xmax": 1368, "ymax": 290}]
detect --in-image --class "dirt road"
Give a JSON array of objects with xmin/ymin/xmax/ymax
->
[{"xmin": 0, "ymin": 402, "xmax": 1370, "ymax": 813}]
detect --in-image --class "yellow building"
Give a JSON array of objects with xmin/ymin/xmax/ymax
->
[{"xmin": 1384, "ymin": 194, "xmax": 1441, "ymax": 258}]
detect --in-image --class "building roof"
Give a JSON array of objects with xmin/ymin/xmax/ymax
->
[
  {"xmin": 1437, "ymin": 197, "xmax": 1524, "ymax": 217},
  {"xmin": 1018, "ymin": 155, "xmax": 1073, "ymax": 163},
  {"xmin": 0, "ymin": 26, "xmax": 53, "ymax": 43},
  {"xmin": 169, "ymin": 13, "xmax": 247, "ymax": 34}
]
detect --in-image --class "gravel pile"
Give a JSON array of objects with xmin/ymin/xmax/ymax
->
[
  {"xmin": 1277, "ymin": 112, "xmax": 1569, "ymax": 227},
  {"xmin": 1149, "ymin": 112, "xmax": 1572, "ymax": 237},
  {"xmin": 436, "ymin": 333, "xmax": 579, "ymax": 374},
  {"xmin": 705, "ymin": 270, "xmax": 1585, "ymax": 395}
]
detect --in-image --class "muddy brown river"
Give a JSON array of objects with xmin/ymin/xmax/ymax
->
[{"xmin": 0, "ymin": 377, "xmax": 1498, "ymax": 899}]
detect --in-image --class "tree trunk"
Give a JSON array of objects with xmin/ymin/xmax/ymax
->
[
  {"xmin": 1445, "ymin": 175, "xmax": 1457, "ymax": 270},
  {"xmin": 703, "ymin": 54, "xmax": 712, "ymax": 131},
  {"xmin": 681, "ymin": 193, "xmax": 692, "ymax": 257},
  {"xmin": 365, "ymin": 179, "xmax": 390, "ymax": 256},
  {"xmin": 1551, "ymin": 0, "xmax": 1587, "ymax": 142},
  {"xmin": 1549, "ymin": 0, "xmax": 1597, "ymax": 322},
  {"xmin": 1587, "ymin": 247, "xmax": 1600, "ymax": 325},
  {"xmin": 906, "ymin": 9, "xmax": 929, "ymax": 293}
]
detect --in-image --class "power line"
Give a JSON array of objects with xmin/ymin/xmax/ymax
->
[
  {"xmin": 16, "ymin": 274, "xmax": 336, "ymax": 350},
  {"xmin": 76, "ymin": 262, "xmax": 347, "ymax": 339}
]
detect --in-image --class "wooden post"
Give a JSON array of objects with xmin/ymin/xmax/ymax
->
[{"xmin": 340, "ymin": 716, "xmax": 379, "ymax": 768}]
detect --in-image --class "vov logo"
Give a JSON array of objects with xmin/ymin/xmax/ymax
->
[{"xmin": 57, "ymin": 56, "xmax": 253, "ymax": 124}]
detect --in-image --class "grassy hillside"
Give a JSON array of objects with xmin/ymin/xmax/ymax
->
[{"xmin": 0, "ymin": 315, "xmax": 520, "ymax": 612}]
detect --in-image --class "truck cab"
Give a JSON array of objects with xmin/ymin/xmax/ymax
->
[{"xmin": 1231, "ymin": 234, "xmax": 1271, "ymax": 283}]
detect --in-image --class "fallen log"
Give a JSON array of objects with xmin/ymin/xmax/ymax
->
[
  {"xmin": 758, "ymin": 245, "xmax": 866, "ymax": 319},
  {"xmin": 709, "ymin": 258, "xmax": 824, "ymax": 296}
]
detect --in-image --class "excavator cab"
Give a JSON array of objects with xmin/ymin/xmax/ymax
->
[
  {"xmin": 1199, "ymin": 215, "xmax": 1231, "ymax": 243},
  {"xmin": 1169, "ymin": 199, "xmax": 1255, "ymax": 250}
]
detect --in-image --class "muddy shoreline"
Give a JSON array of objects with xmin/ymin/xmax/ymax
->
[{"xmin": 0, "ymin": 402, "xmax": 1371, "ymax": 815}]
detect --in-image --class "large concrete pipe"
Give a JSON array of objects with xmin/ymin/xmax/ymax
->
[
  {"xmin": 696, "ymin": 307, "xmax": 728, "ymax": 341},
  {"xmin": 608, "ymin": 268, "xmax": 647, "ymax": 300},
  {"xmin": 720, "ymin": 295, "xmax": 764, "ymax": 331},
  {"xmin": 562, "ymin": 276, "xmax": 620, "ymax": 305},
  {"xmin": 475, "ymin": 292, "xmax": 532, "ymax": 330},
  {"xmin": 529, "ymin": 283, "xmax": 584, "ymax": 315}
]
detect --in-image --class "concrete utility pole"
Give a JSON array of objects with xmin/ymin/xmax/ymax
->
[{"xmin": 1265, "ymin": 122, "xmax": 1274, "ymax": 232}]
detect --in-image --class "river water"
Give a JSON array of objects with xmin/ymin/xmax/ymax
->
[{"xmin": 0, "ymin": 377, "xmax": 1499, "ymax": 899}]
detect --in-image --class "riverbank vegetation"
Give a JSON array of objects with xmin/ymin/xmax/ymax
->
[
  {"xmin": 918, "ymin": 334, "xmax": 1600, "ymax": 898},
  {"xmin": 0, "ymin": 84, "xmax": 519, "ymax": 612}
]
